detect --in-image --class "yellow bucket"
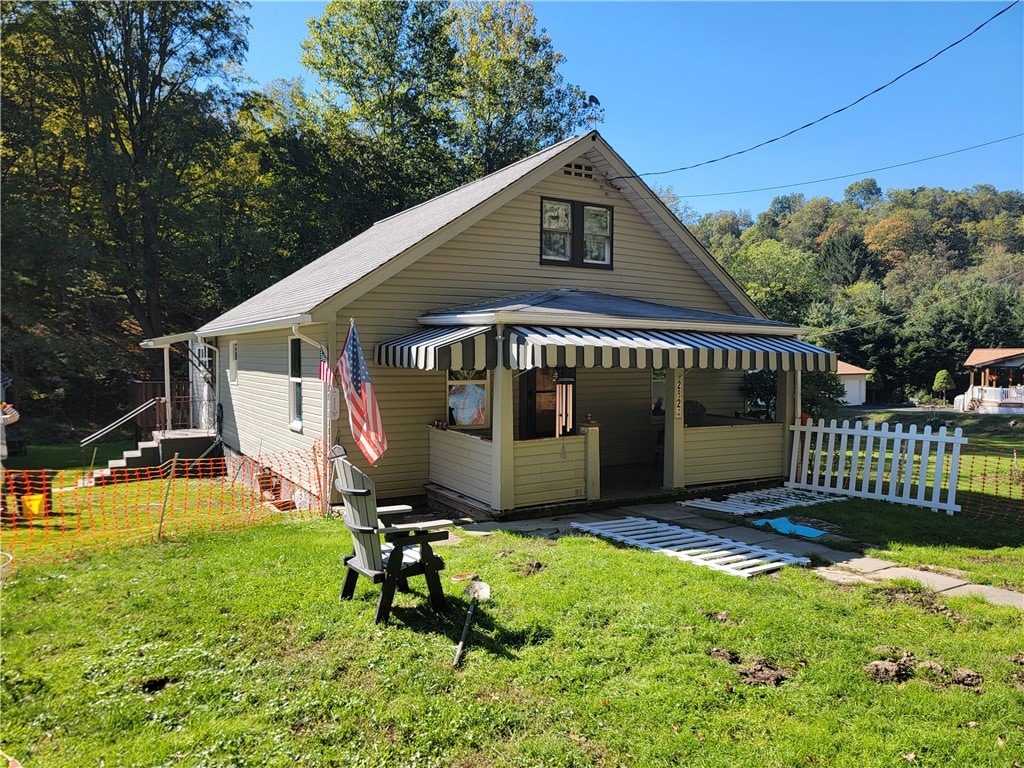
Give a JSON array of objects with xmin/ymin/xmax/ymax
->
[{"xmin": 21, "ymin": 493, "xmax": 45, "ymax": 518}]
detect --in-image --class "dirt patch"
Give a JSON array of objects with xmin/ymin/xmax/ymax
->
[
  {"xmin": 703, "ymin": 609, "xmax": 739, "ymax": 626},
  {"xmin": 709, "ymin": 647, "xmax": 740, "ymax": 664},
  {"xmin": 739, "ymin": 657, "xmax": 788, "ymax": 687},
  {"xmin": 864, "ymin": 646, "xmax": 982, "ymax": 689},
  {"xmin": 516, "ymin": 561, "xmax": 545, "ymax": 577},
  {"xmin": 875, "ymin": 587, "xmax": 964, "ymax": 621},
  {"xmin": 951, "ymin": 668, "xmax": 984, "ymax": 688}
]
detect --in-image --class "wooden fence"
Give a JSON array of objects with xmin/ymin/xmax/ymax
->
[{"xmin": 787, "ymin": 419, "xmax": 967, "ymax": 515}]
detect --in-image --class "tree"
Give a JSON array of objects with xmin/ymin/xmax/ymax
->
[
  {"xmin": 802, "ymin": 371, "xmax": 846, "ymax": 420},
  {"xmin": 451, "ymin": 0, "xmax": 602, "ymax": 175},
  {"xmin": 932, "ymin": 369, "xmax": 955, "ymax": 404},
  {"xmin": 843, "ymin": 178, "xmax": 882, "ymax": 210},
  {"xmin": 1, "ymin": 1, "xmax": 247, "ymax": 428},
  {"xmin": 724, "ymin": 240, "xmax": 824, "ymax": 324},
  {"xmin": 817, "ymin": 230, "xmax": 880, "ymax": 288},
  {"xmin": 302, "ymin": 0, "xmax": 462, "ymax": 204}
]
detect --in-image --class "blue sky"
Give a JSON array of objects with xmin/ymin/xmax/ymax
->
[{"xmin": 244, "ymin": 1, "xmax": 1024, "ymax": 218}]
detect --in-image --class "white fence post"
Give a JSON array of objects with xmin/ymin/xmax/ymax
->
[{"xmin": 786, "ymin": 419, "xmax": 967, "ymax": 514}]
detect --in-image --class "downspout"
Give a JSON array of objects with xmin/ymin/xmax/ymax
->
[{"xmin": 292, "ymin": 325, "xmax": 330, "ymax": 514}]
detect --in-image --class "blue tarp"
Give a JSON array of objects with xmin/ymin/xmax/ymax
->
[{"xmin": 753, "ymin": 517, "xmax": 826, "ymax": 538}]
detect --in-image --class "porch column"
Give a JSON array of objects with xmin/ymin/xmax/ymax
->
[
  {"xmin": 777, "ymin": 370, "xmax": 798, "ymax": 473},
  {"xmin": 663, "ymin": 368, "xmax": 685, "ymax": 489},
  {"xmin": 163, "ymin": 346, "xmax": 172, "ymax": 431},
  {"xmin": 490, "ymin": 364, "xmax": 515, "ymax": 511}
]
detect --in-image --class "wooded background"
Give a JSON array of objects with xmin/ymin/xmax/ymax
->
[{"xmin": 2, "ymin": 0, "xmax": 1022, "ymax": 440}]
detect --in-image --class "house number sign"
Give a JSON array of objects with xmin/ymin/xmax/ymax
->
[{"xmin": 675, "ymin": 379, "xmax": 683, "ymax": 420}]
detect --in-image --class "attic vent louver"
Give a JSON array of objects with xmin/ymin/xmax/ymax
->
[{"xmin": 563, "ymin": 162, "xmax": 594, "ymax": 180}]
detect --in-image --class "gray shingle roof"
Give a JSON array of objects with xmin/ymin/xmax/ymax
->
[
  {"xmin": 422, "ymin": 288, "xmax": 789, "ymax": 329},
  {"xmin": 196, "ymin": 134, "xmax": 590, "ymax": 336}
]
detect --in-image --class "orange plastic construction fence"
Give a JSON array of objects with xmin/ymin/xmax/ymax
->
[{"xmin": 1, "ymin": 447, "xmax": 328, "ymax": 569}]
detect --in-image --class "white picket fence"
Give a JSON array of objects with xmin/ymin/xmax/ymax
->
[{"xmin": 787, "ymin": 419, "xmax": 968, "ymax": 515}]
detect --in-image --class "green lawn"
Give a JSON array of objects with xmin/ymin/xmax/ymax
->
[{"xmin": 2, "ymin": 519, "xmax": 1022, "ymax": 768}]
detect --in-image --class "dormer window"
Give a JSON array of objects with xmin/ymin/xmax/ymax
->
[{"xmin": 541, "ymin": 198, "xmax": 613, "ymax": 269}]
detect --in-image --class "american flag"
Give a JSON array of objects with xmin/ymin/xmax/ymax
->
[
  {"xmin": 337, "ymin": 322, "xmax": 387, "ymax": 464},
  {"xmin": 318, "ymin": 348, "xmax": 334, "ymax": 386}
]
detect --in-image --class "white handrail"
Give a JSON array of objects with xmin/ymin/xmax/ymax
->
[{"xmin": 80, "ymin": 398, "xmax": 160, "ymax": 448}]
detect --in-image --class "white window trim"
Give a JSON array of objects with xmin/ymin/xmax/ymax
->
[
  {"xmin": 288, "ymin": 337, "xmax": 303, "ymax": 432},
  {"xmin": 228, "ymin": 340, "xmax": 238, "ymax": 385}
]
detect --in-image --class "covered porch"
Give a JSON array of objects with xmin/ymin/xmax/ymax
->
[
  {"xmin": 376, "ymin": 290, "xmax": 836, "ymax": 516},
  {"xmin": 959, "ymin": 348, "xmax": 1024, "ymax": 414}
]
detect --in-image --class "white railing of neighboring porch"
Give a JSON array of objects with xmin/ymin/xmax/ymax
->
[
  {"xmin": 969, "ymin": 385, "xmax": 1024, "ymax": 403},
  {"xmin": 787, "ymin": 419, "xmax": 967, "ymax": 515}
]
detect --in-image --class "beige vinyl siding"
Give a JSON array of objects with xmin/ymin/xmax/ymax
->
[
  {"xmin": 683, "ymin": 423, "xmax": 786, "ymax": 486},
  {"xmin": 683, "ymin": 369, "xmax": 746, "ymax": 417},
  {"xmin": 512, "ymin": 436, "xmax": 587, "ymax": 506},
  {"xmin": 216, "ymin": 330, "xmax": 326, "ymax": 461},
  {"xmin": 427, "ymin": 427, "xmax": 492, "ymax": 504},
  {"xmin": 576, "ymin": 368, "xmax": 653, "ymax": 466}
]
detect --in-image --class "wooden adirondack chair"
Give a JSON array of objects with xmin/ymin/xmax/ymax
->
[{"xmin": 330, "ymin": 446, "xmax": 452, "ymax": 624}]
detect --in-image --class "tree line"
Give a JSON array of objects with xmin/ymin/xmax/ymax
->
[
  {"xmin": 685, "ymin": 180, "xmax": 1024, "ymax": 403},
  {"xmin": 2, "ymin": 1, "xmax": 1020, "ymax": 438}
]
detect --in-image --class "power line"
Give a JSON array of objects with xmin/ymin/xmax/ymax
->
[
  {"xmin": 610, "ymin": 0, "xmax": 1021, "ymax": 182},
  {"xmin": 677, "ymin": 133, "xmax": 1024, "ymax": 199}
]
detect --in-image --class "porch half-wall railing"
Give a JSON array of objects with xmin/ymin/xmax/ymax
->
[{"xmin": 787, "ymin": 419, "xmax": 967, "ymax": 515}]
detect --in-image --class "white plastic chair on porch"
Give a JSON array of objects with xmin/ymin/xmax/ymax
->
[{"xmin": 329, "ymin": 446, "xmax": 452, "ymax": 624}]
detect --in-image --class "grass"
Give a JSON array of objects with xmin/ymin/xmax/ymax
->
[
  {"xmin": 783, "ymin": 498, "xmax": 1024, "ymax": 591},
  {"xmin": 2, "ymin": 519, "xmax": 1023, "ymax": 767},
  {"xmin": 840, "ymin": 408, "xmax": 1024, "ymax": 450}
]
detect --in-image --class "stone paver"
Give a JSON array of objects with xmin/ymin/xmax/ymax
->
[
  {"xmin": 942, "ymin": 584, "xmax": 1024, "ymax": 609},
  {"xmin": 869, "ymin": 566, "xmax": 969, "ymax": 592},
  {"xmin": 814, "ymin": 567, "xmax": 876, "ymax": 586},
  {"xmin": 834, "ymin": 555, "xmax": 900, "ymax": 574}
]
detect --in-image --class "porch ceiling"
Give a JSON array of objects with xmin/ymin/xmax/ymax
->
[{"xmin": 376, "ymin": 324, "xmax": 836, "ymax": 372}]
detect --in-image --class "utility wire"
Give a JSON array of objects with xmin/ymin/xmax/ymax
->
[
  {"xmin": 610, "ymin": 0, "xmax": 1021, "ymax": 182},
  {"xmin": 678, "ymin": 133, "xmax": 1024, "ymax": 199}
]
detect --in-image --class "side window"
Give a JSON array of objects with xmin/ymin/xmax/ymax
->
[
  {"xmin": 446, "ymin": 370, "xmax": 489, "ymax": 429},
  {"xmin": 228, "ymin": 340, "xmax": 238, "ymax": 385},
  {"xmin": 541, "ymin": 198, "xmax": 613, "ymax": 269},
  {"xmin": 289, "ymin": 337, "xmax": 303, "ymax": 428}
]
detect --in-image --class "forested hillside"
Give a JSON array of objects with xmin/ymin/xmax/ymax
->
[
  {"xmin": 688, "ymin": 183, "xmax": 1024, "ymax": 402},
  {"xmin": 2, "ymin": 1, "xmax": 1021, "ymax": 438}
]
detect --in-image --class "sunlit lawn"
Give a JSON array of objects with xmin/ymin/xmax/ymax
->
[{"xmin": 2, "ymin": 519, "xmax": 1022, "ymax": 768}]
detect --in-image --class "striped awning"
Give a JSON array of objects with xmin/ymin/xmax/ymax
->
[
  {"xmin": 375, "ymin": 325, "xmax": 495, "ymax": 370},
  {"xmin": 376, "ymin": 325, "xmax": 835, "ymax": 372},
  {"xmin": 507, "ymin": 326, "xmax": 835, "ymax": 372}
]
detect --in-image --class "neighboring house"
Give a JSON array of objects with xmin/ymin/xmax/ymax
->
[
  {"xmin": 959, "ymin": 348, "xmax": 1024, "ymax": 414},
  {"xmin": 837, "ymin": 361, "xmax": 870, "ymax": 406},
  {"xmin": 144, "ymin": 131, "xmax": 836, "ymax": 515}
]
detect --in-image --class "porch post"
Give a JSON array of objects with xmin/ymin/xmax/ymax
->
[
  {"xmin": 663, "ymin": 368, "xmax": 685, "ymax": 489},
  {"xmin": 490, "ymin": 330, "xmax": 515, "ymax": 512},
  {"xmin": 163, "ymin": 346, "xmax": 172, "ymax": 431},
  {"xmin": 777, "ymin": 370, "xmax": 797, "ymax": 473}
]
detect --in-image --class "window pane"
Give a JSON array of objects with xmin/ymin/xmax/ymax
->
[
  {"xmin": 583, "ymin": 235, "xmax": 610, "ymax": 263},
  {"xmin": 293, "ymin": 381, "xmax": 303, "ymax": 420},
  {"xmin": 289, "ymin": 339, "xmax": 302, "ymax": 377},
  {"xmin": 584, "ymin": 206, "xmax": 610, "ymax": 235},
  {"xmin": 542, "ymin": 231, "xmax": 570, "ymax": 260},
  {"xmin": 542, "ymin": 201, "xmax": 571, "ymax": 232}
]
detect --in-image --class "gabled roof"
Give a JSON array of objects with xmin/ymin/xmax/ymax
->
[
  {"xmin": 963, "ymin": 348, "xmax": 1024, "ymax": 367},
  {"xmin": 836, "ymin": 361, "xmax": 870, "ymax": 376},
  {"xmin": 420, "ymin": 288, "xmax": 793, "ymax": 334},
  {"xmin": 195, "ymin": 131, "xmax": 760, "ymax": 338}
]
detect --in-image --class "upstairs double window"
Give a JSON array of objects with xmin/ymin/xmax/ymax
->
[{"xmin": 541, "ymin": 198, "xmax": 613, "ymax": 269}]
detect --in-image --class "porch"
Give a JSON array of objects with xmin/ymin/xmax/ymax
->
[{"xmin": 960, "ymin": 385, "xmax": 1024, "ymax": 415}]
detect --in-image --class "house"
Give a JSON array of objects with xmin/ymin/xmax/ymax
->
[
  {"xmin": 836, "ymin": 361, "xmax": 870, "ymax": 406},
  {"xmin": 144, "ymin": 131, "xmax": 836, "ymax": 516},
  {"xmin": 958, "ymin": 348, "xmax": 1024, "ymax": 414}
]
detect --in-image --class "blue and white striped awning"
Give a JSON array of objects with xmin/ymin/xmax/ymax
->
[
  {"xmin": 376, "ymin": 325, "xmax": 835, "ymax": 372},
  {"xmin": 375, "ymin": 326, "xmax": 496, "ymax": 370}
]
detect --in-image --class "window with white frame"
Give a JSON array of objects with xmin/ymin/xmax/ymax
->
[
  {"xmin": 541, "ymin": 198, "xmax": 613, "ymax": 269},
  {"xmin": 289, "ymin": 337, "xmax": 303, "ymax": 428},
  {"xmin": 228, "ymin": 340, "xmax": 238, "ymax": 385},
  {"xmin": 446, "ymin": 369, "xmax": 489, "ymax": 429}
]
